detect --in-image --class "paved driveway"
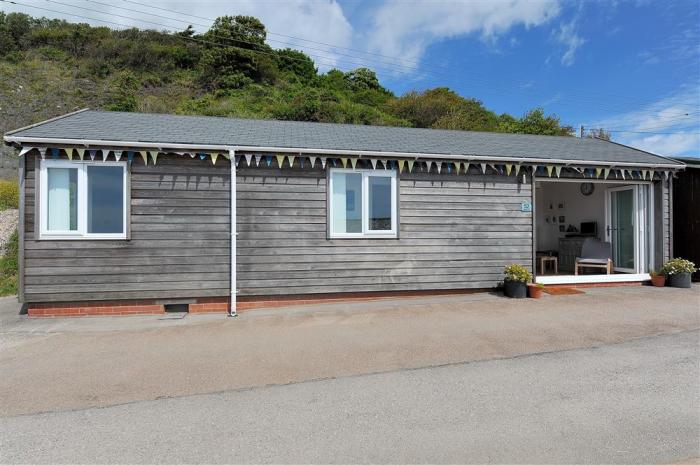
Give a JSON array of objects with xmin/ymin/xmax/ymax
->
[{"xmin": 1, "ymin": 285, "xmax": 698, "ymax": 418}]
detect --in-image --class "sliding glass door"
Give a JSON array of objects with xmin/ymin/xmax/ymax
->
[{"xmin": 605, "ymin": 185, "xmax": 651, "ymax": 274}]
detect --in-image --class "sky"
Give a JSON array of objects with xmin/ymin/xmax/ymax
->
[{"xmin": 2, "ymin": 0, "xmax": 699, "ymax": 158}]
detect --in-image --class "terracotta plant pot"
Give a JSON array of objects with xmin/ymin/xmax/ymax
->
[
  {"xmin": 503, "ymin": 279, "xmax": 527, "ymax": 298},
  {"xmin": 650, "ymin": 275, "xmax": 666, "ymax": 287},
  {"xmin": 527, "ymin": 284, "xmax": 543, "ymax": 299}
]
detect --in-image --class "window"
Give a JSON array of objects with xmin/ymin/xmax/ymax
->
[
  {"xmin": 40, "ymin": 160, "xmax": 127, "ymax": 239},
  {"xmin": 329, "ymin": 168, "xmax": 397, "ymax": 238}
]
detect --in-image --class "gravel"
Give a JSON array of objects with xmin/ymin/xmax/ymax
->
[{"xmin": 0, "ymin": 209, "xmax": 18, "ymax": 253}]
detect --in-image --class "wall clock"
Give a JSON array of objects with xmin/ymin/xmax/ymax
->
[{"xmin": 580, "ymin": 182, "xmax": 595, "ymax": 196}]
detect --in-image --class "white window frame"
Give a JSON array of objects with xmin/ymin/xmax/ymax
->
[
  {"xmin": 39, "ymin": 159, "xmax": 128, "ymax": 240},
  {"xmin": 328, "ymin": 168, "xmax": 398, "ymax": 239}
]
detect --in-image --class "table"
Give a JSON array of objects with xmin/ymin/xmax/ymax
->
[{"xmin": 539, "ymin": 256, "xmax": 558, "ymax": 275}]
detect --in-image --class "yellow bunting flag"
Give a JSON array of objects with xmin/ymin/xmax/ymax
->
[
  {"xmin": 595, "ymin": 167, "xmax": 602, "ymax": 178},
  {"xmin": 505, "ymin": 164, "xmax": 513, "ymax": 176},
  {"xmin": 211, "ymin": 153, "xmax": 219, "ymax": 165},
  {"xmin": 397, "ymin": 159, "xmax": 405, "ymax": 173},
  {"xmin": 149, "ymin": 151, "xmax": 158, "ymax": 165},
  {"xmin": 350, "ymin": 157, "xmax": 358, "ymax": 169},
  {"xmin": 546, "ymin": 165, "xmax": 554, "ymax": 177},
  {"xmin": 407, "ymin": 159, "xmax": 415, "ymax": 172},
  {"xmin": 66, "ymin": 149, "xmax": 74, "ymax": 160},
  {"xmin": 275, "ymin": 154, "xmax": 285, "ymax": 168},
  {"xmin": 338, "ymin": 157, "xmax": 347, "ymax": 168},
  {"xmin": 604, "ymin": 168, "xmax": 611, "ymax": 179},
  {"xmin": 555, "ymin": 166, "xmax": 562, "ymax": 178},
  {"xmin": 138, "ymin": 151, "xmax": 147, "ymax": 165}
]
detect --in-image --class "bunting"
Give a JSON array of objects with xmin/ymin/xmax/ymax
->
[
  {"xmin": 149, "ymin": 151, "xmax": 158, "ymax": 165},
  {"xmin": 309, "ymin": 156, "xmax": 318, "ymax": 168},
  {"xmin": 266, "ymin": 156, "xmax": 272, "ymax": 167},
  {"xmin": 18, "ymin": 146, "xmax": 32, "ymax": 157},
  {"xmin": 480, "ymin": 163, "xmax": 487, "ymax": 174},
  {"xmin": 51, "ymin": 148, "xmax": 60, "ymax": 158},
  {"xmin": 114, "ymin": 150, "xmax": 123, "ymax": 162},
  {"xmin": 245, "ymin": 154, "xmax": 253, "ymax": 166},
  {"xmin": 370, "ymin": 158, "xmax": 378, "ymax": 170},
  {"xmin": 546, "ymin": 165, "xmax": 554, "ymax": 177},
  {"xmin": 407, "ymin": 159, "xmax": 415, "ymax": 173},
  {"xmin": 210, "ymin": 153, "xmax": 219, "ymax": 165},
  {"xmin": 555, "ymin": 166, "xmax": 562, "ymax": 178},
  {"xmin": 66, "ymin": 148, "xmax": 74, "ymax": 160},
  {"xmin": 299, "ymin": 157, "xmax": 305, "ymax": 169},
  {"xmin": 139, "ymin": 151, "xmax": 148, "ymax": 165},
  {"xmin": 436, "ymin": 162, "xmax": 443, "ymax": 174},
  {"xmin": 127, "ymin": 151, "xmax": 134, "ymax": 163},
  {"xmin": 340, "ymin": 157, "xmax": 348, "ymax": 168},
  {"xmin": 287, "ymin": 155, "xmax": 296, "ymax": 168},
  {"xmin": 38, "ymin": 147, "xmax": 48, "ymax": 159},
  {"xmin": 664, "ymin": 171, "xmax": 670, "ymax": 180},
  {"xmin": 397, "ymin": 159, "xmax": 405, "ymax": 173},
  {"xmin": 649, "ymin": 170, "xmax": 655, "ymax": 180},
  {"xmin": 505, "ymin": 164, "xmax": 513, "ymax": 176},
  {"xmin": 89, "ymin": 150, "xmax": 97, "ymax": 161},
  {"xmin": 255, "ymin": 154, "xmax": 263, "ymax": 166},
  {"xmin": 594, "ymin": 167, "xmax": 602, "ymax": 178},
  {"xmin": 604, "ymin": 167, "xmax": 611, "ymax": 179},
  {"xmin": 321, "ymin": 157, "xmax": 327, "ymax": 169}
]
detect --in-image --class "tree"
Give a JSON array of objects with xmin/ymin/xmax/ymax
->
[
  {"xmin": 509, "ymin": 108, "xmax": 574, "ymax": 136},
  {"xmin": 203, "ymin": 15, "xmax": 266, "ymax": 49},
  {"xmin": 276, "ymin": 48, "xmax": 316, "ymax": 82},
  {"xmin": 105, "ymin": 70, "xmax": 139, "ymax": 111},
  {"xmin": 587, "ymin": 128, "xmax": 612, "ymax": 141},
  {"xmin": 344, "ymin": 68, "xmax": 380, "ymax": 91}
]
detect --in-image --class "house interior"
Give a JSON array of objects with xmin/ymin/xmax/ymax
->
[{"xmin": 535, "ymin": 180, "xmax": 643, "ymax": 277}]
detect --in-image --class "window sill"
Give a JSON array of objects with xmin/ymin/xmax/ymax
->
[{"xmin": 39, "ymin": 235, "xmax": 128, "ymax": 241}]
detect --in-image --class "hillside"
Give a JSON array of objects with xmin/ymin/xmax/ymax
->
[{"xmin": 0, "ymin": 12, "xmax": 574, "ymax": 178}]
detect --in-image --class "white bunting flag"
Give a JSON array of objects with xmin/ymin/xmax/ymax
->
[
  {"xmin": 370, "ymin": 158, "xmax": 378, "ymax": 169},
  {"xmin": 321, "ymin": 157, "xmax": 327, "ymax": 169},
  {"xmin": 309, "ymin": 156, "xmax": 317, "ymax": 168},
  {"xmin": 287, "ymin": 155, "xmax": 296, "ymax": 168},
  {"xmin": 406, "ymin": 159, "xmax": 414, "ymax": 173},
  {"xmin": 114, "ymin": 150, "xmax": 122, "ymax": 161},
  {"xmin": 245, "ymin": 154, "xmax": 253, "ymax": 166},
  {"xmin": 649, "ymin": 170, "xmax": 655, "ymax": 180},
  {"xmin": 255, "ymin": 154, "xmax": 262, "ymax": 166},
  {"xmin": 339, "ymin": 157, "xmax": 347, "ymax": 168},
  {"xmin": 604, "ymin": 167, "xmax": 611, "ymax": 179},
  {"xmin": 531, "ymin": 165, "xmax": 538, "ymax": 175},
  {"xmin": 427, "ymin": 160, "xmax": 435, "ymax": 172},
  {"xmin": 555, "ymin": 166, "xmax": 562, "ymax": 178},
  {"xmin": 480, "ymin": 163, "xmax": 487, "ymax": 174},
  {"xmin": 149, "ymin": 151, "xmax": 158, "ymax": 165},
  {"xmin": 437, "ymin": 162, "xmax": 443, "ymax": 174},
  {"xmin": 101, "ymin": 150, "xmax": 109, "ymax": 162},
  {"xmin": 38, "ymin": 147, "xmax": 47, "ymax": 159}
]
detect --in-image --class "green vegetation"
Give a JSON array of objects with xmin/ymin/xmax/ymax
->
[
  {"xmin": 0, "ymin": 179, "xmax": 19, "ymax": 210},
  {"xmin": 503, "ymin": 264, "xmax": 532, "ymax": 283},
  {"xmin": 0, "ymin": 230, "xmax": 18, "ymax": 297},
  {"xmin": 659, "ymin": 258, "xmax": 697, "ymax": 276},
  {"xmin": 0, "ymin": 11, "xmax": 573, "ymax": 144}
]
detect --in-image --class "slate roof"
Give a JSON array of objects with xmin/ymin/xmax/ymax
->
[{"xmin": 4, "ymin": 109, "xmax": 684, "ymax": 167}]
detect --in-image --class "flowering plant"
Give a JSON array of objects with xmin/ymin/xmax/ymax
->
[
  {"xmin": 504, "ymin": 264, "xmax": 532, "ymax": 283},
  {"xmin": 659, "ymin": 258, "xmax": 697, "ymax": 276}
]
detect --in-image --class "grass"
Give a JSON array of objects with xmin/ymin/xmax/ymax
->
[
  {"xmin": 0, "ymin": 230, "xmax": 18, "ymax": 296},
  {"xmin": 0, "ymin": 179, "xmax": 19, "ymax": 210}
]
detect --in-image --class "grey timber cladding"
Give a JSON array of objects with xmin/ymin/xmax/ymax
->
[
  {"xmin": 7, "ymin": 110, "xmax": 684, "ymax": 167},
  {"xmin": 22, "ymin": 154, "xmax": 534, "ymax": 302}
]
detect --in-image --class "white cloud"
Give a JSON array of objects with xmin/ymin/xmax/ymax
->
[
  {"xmin": 590, "ymin": 87, "xmax": 700, "ymax": 157},
  {"xmin": 366, "ymin": 0, "xmax": 561, "ymax": 68},
  {"xmin": 555, "ymin": 21, "xmax": 585, "ymax": 66}
]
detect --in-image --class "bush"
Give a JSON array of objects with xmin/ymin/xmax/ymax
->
[
  {"xmin": 0, "ymin": 230, "xmax": 18, "ymax": 296},
  {"xmin": 504, "ymin": 264, "xmax": 532, "ymax": 283},
  {"xmin": 659, "ymin": 258, "xmax": 697, "ymax": 276},
  {"xmin": 0, "ymin": 179, "xmax": 19, "ymax": 210}
]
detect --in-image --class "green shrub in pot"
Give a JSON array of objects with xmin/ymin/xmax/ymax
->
[
  {"xmin": 659, "ymin": 258, "xmax": 697, "ymax": 289},
  {"xmin": 503, "ymin": 264, "xmax": 532, "ymax": 298}
]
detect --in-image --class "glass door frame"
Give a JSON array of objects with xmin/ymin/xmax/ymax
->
[{"xmin": 605, "ymin": 184, "xmax": 653, "ymax": 274}]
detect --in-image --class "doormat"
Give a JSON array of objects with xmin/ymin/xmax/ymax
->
[{"xmin": 543, "ymin": 287, "xmax": 585, "ymax": 295}]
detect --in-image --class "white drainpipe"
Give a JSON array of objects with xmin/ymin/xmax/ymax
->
[{"xmin": 229, "ymin": 149, "xmax": 237, "ymax": 317}]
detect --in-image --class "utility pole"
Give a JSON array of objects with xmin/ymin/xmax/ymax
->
[{"xmin": 580, "ymin": 125, "xmax": 584, "ymax": 138}]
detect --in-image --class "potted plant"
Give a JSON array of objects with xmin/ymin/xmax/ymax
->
[
  {"xmin": 659, "ymin": 258, "xmax": 697, "ymax": 289},
  {"xmin": 503, "ymin": 264, "xmax": 531, "ymax": 298},
  {"xmin": 527, "ymin": 283, "xmax": 545, "ymax": 299},
  {"xmin": 649, "ymin": 270, "xmax": 666, "ymax": 287}
]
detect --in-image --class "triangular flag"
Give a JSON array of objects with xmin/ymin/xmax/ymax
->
[
  {"xmin": 264, "ymin": 156, "xmax": 271, "ymax": 167},
  {"xmin": 370, "ymin": 159, "xmax": 378, "ymax": 169},
  {"xmin": 349, "ymin": 157, "xmax": 357, "ymax": 169},
  {"xmin": 89, "ymin": 150, "xmax": 96, "ymax": 161},
  {"xmin": 51, "ymin": 148, "xmax": 60, "ymax": 158},
  {"xmin": 338, "ymin": 157, "xmax": 347, "ymax": 168},
  {"xmin": 604, "ymin": 167, "xmax": 611, "ymax": 179},
  {"xmin": 299, "ymin": 157, "xmax": 305, "ymax": 169},
  {"xmin": 287, "ymin": 155, "xmax": 296, "ymax": 168},
  {"xmin": 198, "ymin": 153, "xmax": 206, "ymax": 160},
  {"xmin": 114, "ymin": 150, "xmax": 122, "ymax": 161},
  {"xmin": 480, "ymin": 163, "xmax": 487, "ymax": 174},
  {"xmin": 437, "ymin": 162, "xmax": 443, "ymax": 174},
  {"xmin": 321, "ymin": 157, "xmax": 327, "ymax": 169},
  {"xmin": 255, "ymin": 155, "xmax": 262, "ymax": 166},
  {"xmin": 595, "ymin": 167, "xmax": 602, "ymax": 178},
  {"xmin": 531, "ymin": 165, "xmax": 538, "ymax": 175},
  {"xmin": 514, "ymin": 164, "xmax": 520, "ymax": 176},
  {"xmin": 211, "ymin": 153, "xmax": 219, "ymax": 165},
  {"xmin": 309, "ymin": 156, "xmax": 317, "ymax": 168},
  {"xmin": 397, "ymin": 159, "xmax": 405, "ymax": 173},
  {"xmin": 546, "ymin": 165, "xmax": 554, "ymax": 177},
  {"xmin": 505, "ymin": 164, "xmax": 513, "ymax": 176},
  {"xmin": 66, "ymin": 149, "xmax": 73, "ymax": 160},
  {"xmin": 407, "ymin": 159, "xmax": 415, "ymax": 172},
  {"xmin": 464, "ymin": 162, "xmax": 470, "ymax": 174},
  {"xmin": 18, "ymin": 146, "xmax": 32, "ymax": 157},
  {"xmin": 101, "ymin": 150, "xmax": 109, "ymax": 161},
  {"xmin": 649, "ymin": 170, "xmax": 655, "ymax": 180},
  {"xmin": 380, "ymin": 159, "xmax": 388, "ymax": 170},
  {"xmin": 149, "ymin": 151, "xmax": 158, "ymax": 165},
  {"xmin": 555, "ymin": 166, "xmax": 562, "ymax": 178},
  {"xmin": 245, "ymin": 154, "xmax": 253, "ymax": 166},
  {"xmin": 427, "ymin": 160, "xmax": 435, "ymax": 172},
  {"xmin": 127, "ymin": 151, "xmax": 134, "ymax": 163},
  {"xmin": 138, "ymin": 151, "xmax": 147, "ymax": 165},
  {"xmin": 275, "ymin": 154, "xmax": 285, "ymax": 168},
  {"xmin": 38, "ymin": 147, "xmax": 47, "ymax": 159},
  {"xmin": 620, "ymin": 169, "xmax": 625, "ymax": 180}
]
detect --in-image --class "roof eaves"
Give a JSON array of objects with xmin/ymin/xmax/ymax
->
[
  {"xmin": 596, "ymin": 137, "xmax": 686, "ymax": 168},
  {"xmin": 3, "ymin": 108, "xmax": 91, "ymax": 141}
]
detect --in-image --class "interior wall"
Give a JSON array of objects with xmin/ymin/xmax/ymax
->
[{"xmin": 535, "ymin": 181, "xmax": 626, "ymax": 251}]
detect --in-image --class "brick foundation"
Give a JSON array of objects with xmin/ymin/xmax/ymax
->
[{"xmin": 28, "ymin": 300, "xmax": 166, "ymax": 317}]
